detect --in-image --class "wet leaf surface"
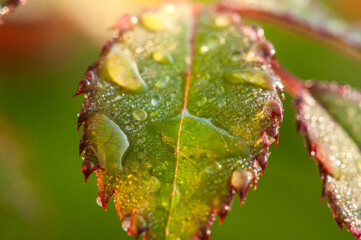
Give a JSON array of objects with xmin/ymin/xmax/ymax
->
[
  {"xmin": 296, "ymin": 82, "xmax": 361, "ymax": 239},
  {"xmin": 76, "ymin": 3, "xmax": 283, "ymax": 239}
]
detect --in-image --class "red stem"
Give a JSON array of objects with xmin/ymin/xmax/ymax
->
[{"xmin": 270, "ymin": 60, "xmax": 305, "ymax": 97}]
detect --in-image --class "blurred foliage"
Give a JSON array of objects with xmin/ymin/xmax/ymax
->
[{"xmin": 0, "ymin": 0, "xmax": 360, "ymax": 239}]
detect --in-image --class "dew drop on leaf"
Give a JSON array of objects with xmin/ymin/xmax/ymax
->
[
  {"xmin": 140, "ymin": 12, "xmax": 168, "ymax": 32},
  {"xmin": 98, "ymin": 43, "xmax": 148, "ymax": 93},
  {"xmin": 224, "ymin": 70, "xmax": 274, "ymax": 89},
  {"xmin": 151, "ymin": 95, "xmax": 162, "ymax": 106},
  {"xmin": 82, "ymin": 113, "xmax": 129, "ymax": 174},
  {"xmin": 214, "ymin": 14, "xmax": 231, "ymax": 27},
  {"xmin": 132, "ymin": 109, "xmax": 148, "ymax": 121},
  {"xmin": 154, "ymin": 76, "xmax": 170, "ymax": 88},
  {"xmin": 151, "ymin": 51, "xmax": 174, "ymax": 64},
  {"xmin": 245, "ymin": 40, "xmax": 276, "ymax": 63},
  {"xmin": 242, "ymin": 25, "xmax": 265, "ymax": 41},
  {"xmin": 154, "ymin": 110, "xmax": 251, "ymax": 159},
  {"xmin": 148, "ymin": 176, "xmax": 160, "ymax": 193}
]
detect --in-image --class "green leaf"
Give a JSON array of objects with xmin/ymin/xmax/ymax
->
[
  {"xmin": 296, "ymin": 82, "xmax": 361, "ymax": 239},
  {"xmin": 76, "ymin": 3, "xmax": 283, "ymax": 239}
]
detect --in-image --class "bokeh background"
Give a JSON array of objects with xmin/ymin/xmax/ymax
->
[{"xmin": 1, "ymin": 0, "xmax": 360, "ymax": 239}]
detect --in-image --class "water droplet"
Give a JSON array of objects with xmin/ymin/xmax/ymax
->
[
  {"xmin": 150, "ymin": 111, "xmax": 159, "ymax": 117},
  {"xmin": 214, "ymin": 14, "xmax": 231, "ymax": 27},
  {"xmin": 81, "ymin": 160, "xmax": 98, "ymax": 182},
  {"xmin": 98, "ymin": 43, "xmax": 148, "ymax": 92},
  {"xmin": 111, "ymin": 14, "xmax": 138, "ymax": 30},
  {"xmin": 83, "ymin": 114, "xmax": 129, "ymax": 173},
  {"xmin": 165, "ymin": 4, "xmax": 176, "ymax": 13},
  {"xmin": 122, "ymin": 213, "xmax": 147, "ymax": 237},
  {"xmin": 151, "ymin": 51, "xmax": 174, "ymax": 64},
  {"xmin": 231, "ymin": 170, "xmax": 253, "ymax": 204},
  {"xmin": 96, "ymin": 195, "xmax": 103, "ymax": 207},
  {"xmin": 121, "ymin": 215, "xmax": 131, "ymax": 232},
  {"xmin": 154, "ymin": 110, "xmax": 250, "ymax": 159},
  {"xmin": 223, "ymin": 70, "xmax": 275, "ymax": 90},
  {"xmin": 155, "ymin": 76, "xmax": 170, "ymax": 88},
  {"xmin": 141, "ymin": 12, "xmax": 168, "ymax": 32},
  {"xmin": 148, "ymin": 176, "xmax": 160, "ymax": 192},
  {"xmin": 193, "ymin": 78, "xmax": 209, "ymax": 91},
  {"xmin": 133, "ymin": 109, "xmax": 148, "ymax": 121},
  {"xmin": 245, "ymin": 40, "xmax": 276, "ymax": 63},
  {"xmin": 208, "ymin": 97, "xmax": 216, "ymax": 103},
  {"xmin": 242, "ymin": 25, "xmax": 265, "ymax": 41},
  {"xmin": 196, "ymin": 96, "xmax": 208, "ymax": 106},
  {"xmin": 217, "ymin": 100, "xmax": 226, "ymax": 108},
  {"xmin": 200, "ymin": 45, "xmax": 209, "ymax": 54},
  {"xmin": 151, "ymin": 95, "xmax": 162, "ymax": 106},
  {"xmin": 205, "ymin": 161, "xmax": 222, "ymax": 174},
  {"xmin": 74, "ymin": 78, "xmax": 93, "ymax": 97}
]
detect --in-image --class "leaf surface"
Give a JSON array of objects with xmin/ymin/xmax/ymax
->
[
  {"xmin": 296, "ymin": 82, "xmax": 361, "ymax": 239},
  {"xmin": 76, "ymin": 3, "xmax": 283, "ymax": 239}
]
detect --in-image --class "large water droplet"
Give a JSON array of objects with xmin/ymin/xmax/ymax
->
[
  {"xmin": 155, "ymin": 76, "xmax": 170, "ymax": 88},
  {"xmin": 151, "ymin": 51, "xmax": 174, "ymax": 64},
  {"xmin": 122, "ymin": 213, "xmax": 147, "ymax": 237},
  {"xmin": 223, "ymin": 70, "xmax": 276, "ymax": 90},
  {"xmin": 148, "ymin": 176, "xmax": 160, "ymax": 192},
  {"xmin": 83, "ymin": 114, "xmax": 129, "ymax": 173},
  {"xmin": 132, "ymin": 109, "xmax": 148, "ymax": 121},
  {"xmin": 214, "ymin": 14, "xmax": 231, "ymax": 27},
  {"xmin": 196, "ymin": 96, "xmax": 208, "ymax": 106},
  {"xmin": 141, "ymin": 12, "xmax": 168, "ymax": 32},
  {"xmin": 231, "ymin": 170, "xmax": 253, "ymax": 204},
  {"xmin": 245, "ymin": 40, "xmax": 276, "ymax": 63},
  {"xmin": 205, "ymin": 161, "xmax": 223, "ymax": 174},
  {"xmin": 153, "ymin": 110, "xmax": 250, "ymax": 159},
  {"xmin": 111, "ymin": 14, "xmax": 138, "ymax": 30},
  {"xmin": 197, "ymin": 45, "xmax": 209, "ymax": 54},
  {"xmin": 98, "ymin": 43, "xmax": 148, "ymax": 92},
  {"xmin": 242, "ymin": 25, "xmax": 265, "ymax": 41}
]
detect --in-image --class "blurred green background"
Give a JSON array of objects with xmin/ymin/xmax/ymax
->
[{"xmin": 0, "ymin": 0, "xmax": 360, "ymax": 239}]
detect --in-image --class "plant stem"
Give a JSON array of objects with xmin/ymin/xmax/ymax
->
[{"xmin": 270, "ymin": 60, "xmax": 305, "ymax": 97}]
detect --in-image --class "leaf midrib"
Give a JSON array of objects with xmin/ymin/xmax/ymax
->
[{"xmin": 165, "ymin": 4, "xmax": 200, "ymax": 239}]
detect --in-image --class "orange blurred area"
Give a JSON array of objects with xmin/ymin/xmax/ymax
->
[{"xmin": 327, "ymin": 0, "xmax": 361, "ymax": 21}]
